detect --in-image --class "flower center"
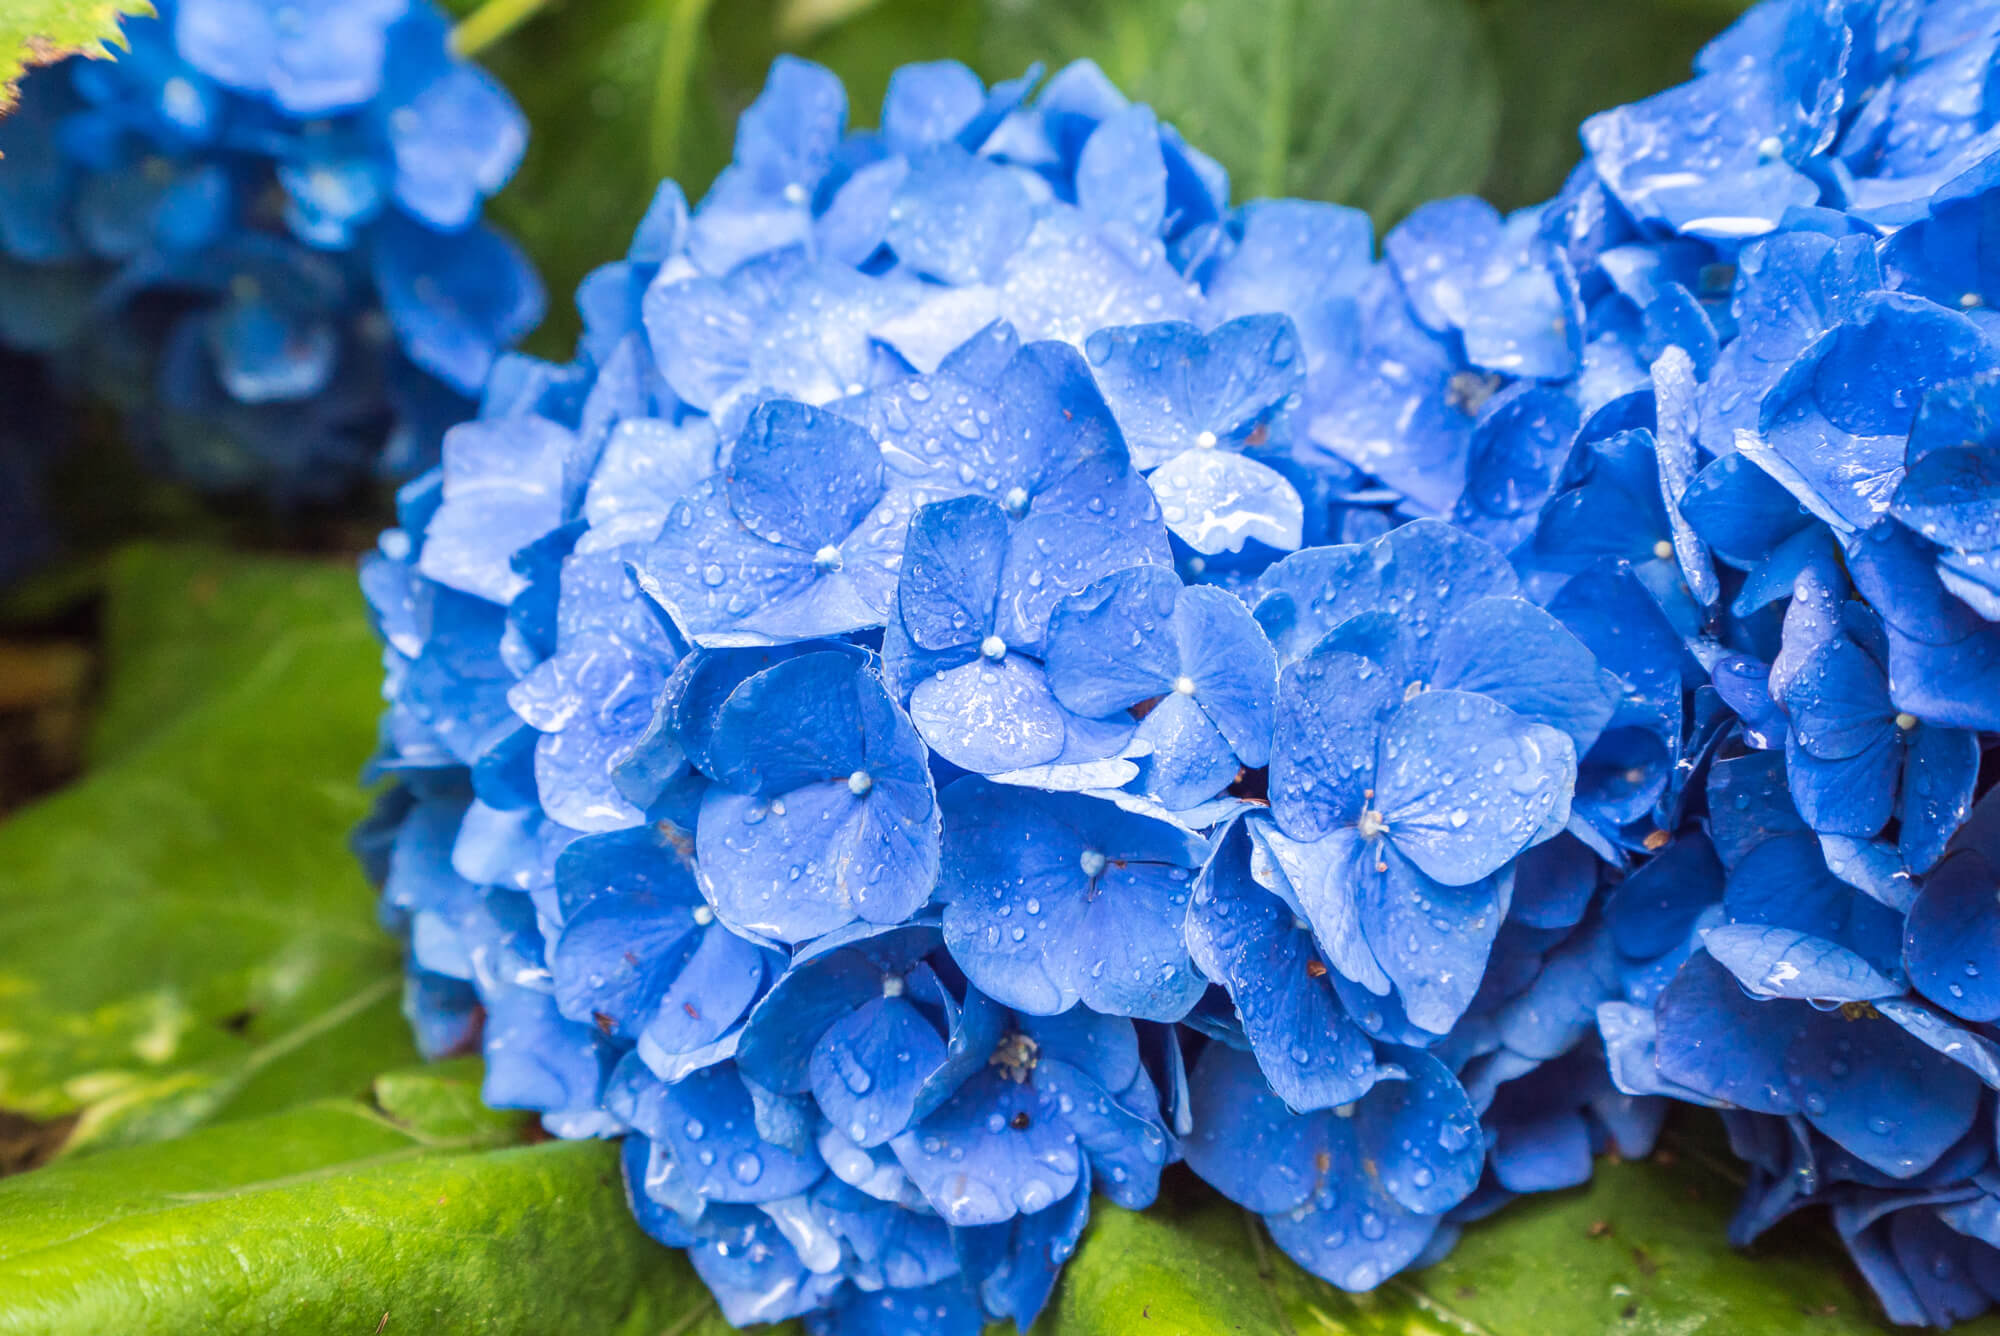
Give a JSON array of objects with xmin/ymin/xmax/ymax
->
[
  {"xmin": 881, "ymin": 973, "xmax": 905, "ymax": 998},
  {"xmin": 1652, "ymin": 539, "xmax": 1674, "ymax": 560},
  {"xmin": 1894, "ymin": 712, "xmax": 1919, "ymax": 732},
  {"xmin": 692, "ymin": 905, "xmax": 715, "ymax": 926},
  {"xmin": 1001, "ymin": 486, "xmax": 1031, "ymax": 519},
  {"xmin": 1195, "ymin": 430, "xmax": 1219, "ymax": 449},
  {"xmin": 813, "ymin": 544, "xmax": 844, "ymax": 574},
  {"xmin": 1172, "ymin": 675, "xmax": 1197, "ymax": 696},
  {"xmin": 980, "ymin": 635, "xmax": 1007, "ymax": 661},
  {"xmin": 1079, "ymin": 848, "xmax": 1108, "ymax": 879},
  {"xmin": 990, "ymin": 1032, "xmax": 1039, "ymax": 1082},
  {"xmin": 847, "ymin": 770, "xmax": 874, "ymax": 797},
  {"xmin": 1357, "ymin": 809, "xmax": 1389, "ymax": 840}
]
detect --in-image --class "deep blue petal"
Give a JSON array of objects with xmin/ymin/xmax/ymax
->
[{"xmin": 1906, "ymin": 852, "xmax": 2000, "ymax": 1023}]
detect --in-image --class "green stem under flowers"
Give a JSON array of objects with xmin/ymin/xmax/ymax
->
[
  {"xmin": 451, "ymin": 0, "xmax": 556, "ymax": 58},
  {"xmin": 650, "ymin": 0, "xmax": 718, "ymax": 182}
]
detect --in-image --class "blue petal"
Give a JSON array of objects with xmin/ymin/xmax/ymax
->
[
  {"xmin": 1491, "ymin": 1108, "xmax": 1593, "ymax": 1193},
  {"xmin": 1353, "ymin": 841, "xmax": 1506, "ymax": 1035},
  {"xmin": 1887, "ymin": 620, "xmax": 2000, "ymax": 732},
  {"xmin": 549, "ymin": 881, "xmax": 701, "ymax": 1038},
  {"xmin": 636, "ymin": 480, "xmax": 868, "ymax": 646},
  {"xmin": 418, "ymin": 416, "xmax": 571, "ymax": 604},
  {"xmin": 1495, "ymin": 922, "xmax": 1621, "ymax": 1060},
  {"xmin": 1357, "ymin": 1046, "xmax": 1483, "ymax": 1214},
  {"xmin": 1900, "ymin": 725, "xmax": 1981, "ymax": 873},
  {"xmin": 1784, "ymin": 731, "xmax": 1900, "ymax": 839},
  {"xmin": 909, "ymin": 655, "xmax": 1069, "ymax": 774},
  {"xmin": 938, "ymin": 781, "xmax": 1206, "ymax": 1020},
  {"xmin": 887, "ymin": 145, "xmax": 1033, "ymax": 284},
  {"xmin": 1654, "ymin": 951, "xmax": 1811, "ymax": 1114},
  {"xmin": 1681, "ymin": 450, "xmax": 1815, "ymax": 569},
  {"xmin": 1428, "ymin": 595, "xmax": 1617, "ymax": 753},
  {"xmin": 1758, "ymin": 295, "xmax": 1996, "ymax": 532},
  {"xmin": 1079, "ymin": 315, "xmax": 1303, "ymax": 469},
  {"xmin": 955, "ymin": 1167, "xmax": 1091, "ymax": 1329},
  {"xmin": 1906, "ymin": 852, "xmax": 2000, "ymax": 1023},
  {"xmin": 481, "ymin": 980, "xmax": 617, "ymax": 1117},
  {"xmin": 1174, "ymin": 584, "xmax": 1278, "ymax": 766},
  {"xmin": 1724, "ymin": 832, "xmax": 1902, "ymax": 969},
  {"xmin": 1043, "ymin": 564, "xmax": 1181, "ymax": 714},
  {"xmin": 881, "ymin": 60, "xmax": 987, "ymax": 153},
  {"xmin": 643, "ymin": 1063, "xmax": 826, "ymax": 1204},
  {"xmin": 1130, "ymin": 691, "xmax": 1237, "ymax": 810},
  {"xmin": 387, "ymin": 63, "xmax": 524, "ymax": 230},
  {"xmin": 1269, "ymin": 649, "xmax": 1398, "ymax": 841},
  {"xmin": 1186, "ymin": 818, "xmax": 1378, "ymax": 1111},
  {"xmin": 1607, "ymin": 831, "xmax": 1724, "ymax": 960},
  {"xmin": 810, "ymin": 994, "xmax": 950, "ymax": 1148},
  {"xmin": 1151, "ymin": 448, "xmax": 1306, "ymax": 555},
  {"xmin": 704, "ymin": 651, "xmax": 925, "ymax": 794},
  {"xmin": 697, "ymin": 774, "xmax": 938, "ymax": 944},
  {"xmin": 374, "ymin": 218, "xmax": 543, "ymax": 396},
  {"xmin": 1701, "ymin": 924, "xmax": 1901, "ymax": 1003},
  {"xmin": 1783, "ymin": 637, "xmax": 1894, "ymax": 761},
  {"xmin": 638, "ymin": 924, "xmax": 772, "ymax": 1076},
  {"xmin": 1254, "ymin": 519, "xmax": 1521, "ymax": 664},
  {"xmin": 890, "ymin": 1067, "xmax": 1084, "ymax": 1226},
  {"xmin": 1375, "ymin": 690, "xmax": 1576, "ymax": 888},
  {"xmin": 1256, "ymin": 824, "xmax": 1392, "ymax": 999},
  {"xmin": 897, "ymin": 496, "xmax": 1007, "ymax": 652},
  {"xmin": 1706, "ymin": 750, "xmax": 1810, "ymax": 869},
  {"xmin": 1076, "ymin": 104, "xmax": 1166, "ymax": 237},
  {"xmin": 1183, "ymin": 1042, "xmax": 1328, "ymax": 1214},
  {"xmin": 997, "ymin": 458, "xmax": 1172, "ymax": 651},
  {"xmin": 727, "ymin": 399, "xmax": 886, "ymax": 551}
]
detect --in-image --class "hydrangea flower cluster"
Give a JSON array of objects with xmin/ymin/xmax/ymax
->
[
  {"xmin": 0, "ymin": 0, "xmax": 539, "ymax": 505},
  {"xmin": 360, "ymin": 4, "xmax": 2000, "ymax": 1328}
]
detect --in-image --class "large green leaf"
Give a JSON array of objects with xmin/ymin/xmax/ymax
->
[
  {"xmin": 0, "ymin": 1062, "xmax": 739, "ymax": 1335},
  {"xmin": 1050, "ymin": 1131, "xmax": 2000, "ymax": 1336},
  {"xmin": 0, "ymin": 545, "xmax": 412, "ymax": 1158},
  {"xmin": 0, "ymin": 0, "xmax": 148, "ymax": 114},
  {"xmin": 976, "ymin": 0, "xmax": 1499, "ymax": 223}
]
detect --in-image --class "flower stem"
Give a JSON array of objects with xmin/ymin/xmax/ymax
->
[
  {"xmin": 649, "ymin": 0, "xmax": 718, "ymax": 182},
  {"xmin": 452, "ymin": 0, "xmax": 556, "ymax": 58}
]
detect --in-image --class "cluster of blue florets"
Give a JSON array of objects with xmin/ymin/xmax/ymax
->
[
  {"xmin": 359, "ymin": 1, "xmax": 2000, "ymax": 1328},
  {"xmin": 0, "ymin": 0, "xmax": 539, "ymax": 512}
]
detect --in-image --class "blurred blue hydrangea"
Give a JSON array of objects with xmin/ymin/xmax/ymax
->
[
  {"xmin": 359, "ymin": 4, "xmax": 2000, "ymax": 1330},
  {"xmin": 0, "ymin": 0, "xmax": 539, "ymax": 513}
]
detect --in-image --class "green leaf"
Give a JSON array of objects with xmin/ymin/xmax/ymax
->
[
  {"xmin": 0, "ymin": 1066, "xmax": 739, "ymax": 1336},
  {"xmin": 0, "ymin": 544, "xmax": 413, "ymax": 1158},
  {"xmin": 975, "ymin": 0, "xmax": 1500, "ymax": 225},
  {"xmin": 1050, "ymin": 1133, "xmax": 2000, "ymax": 1336},
  {"xmin": 1476, "ymin": 0, "xmax": 1741, "ymax": 210},
  {"xmin": 0, "ymin": 0, "xmax": 148, "ymax": 115}
]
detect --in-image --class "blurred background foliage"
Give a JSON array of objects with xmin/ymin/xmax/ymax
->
[{"xmin": 451, "ymin": 0, "xmax": 1757, "ymax": 358}]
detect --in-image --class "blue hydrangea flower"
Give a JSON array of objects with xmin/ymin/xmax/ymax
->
[
  {"xmin": 639, "ymin": 399, "xmax": 913, "ymax": 646},
  {"xmin": 888, "ymin": 1004, "xmax": 1171, "ymax": 1226},
  {"xmin": 1043, "ymin": 564, "xmax": 1277, "ymax": 810},
  {"xmin": 691, "ymin": 651, "xmax": 941, "ymax": 944},
  {"xmin": 1262, "ymin": 645, "xmax": 1578, "ymax": 1034},
  {"xmin": 1184, "ymin": 1040, "xmax": 1482, "ymax": 1292},
  {"xmin": 354, "ymin": 22, "xmax": 2000, "ymax": 1332},
  {"xmin": 0, "ymin": 0, "xmax": 535, "ymax": 506},
  {"xmin": 937, "ymin": 780, "xmax": 1207, "ymax": 1021}
]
